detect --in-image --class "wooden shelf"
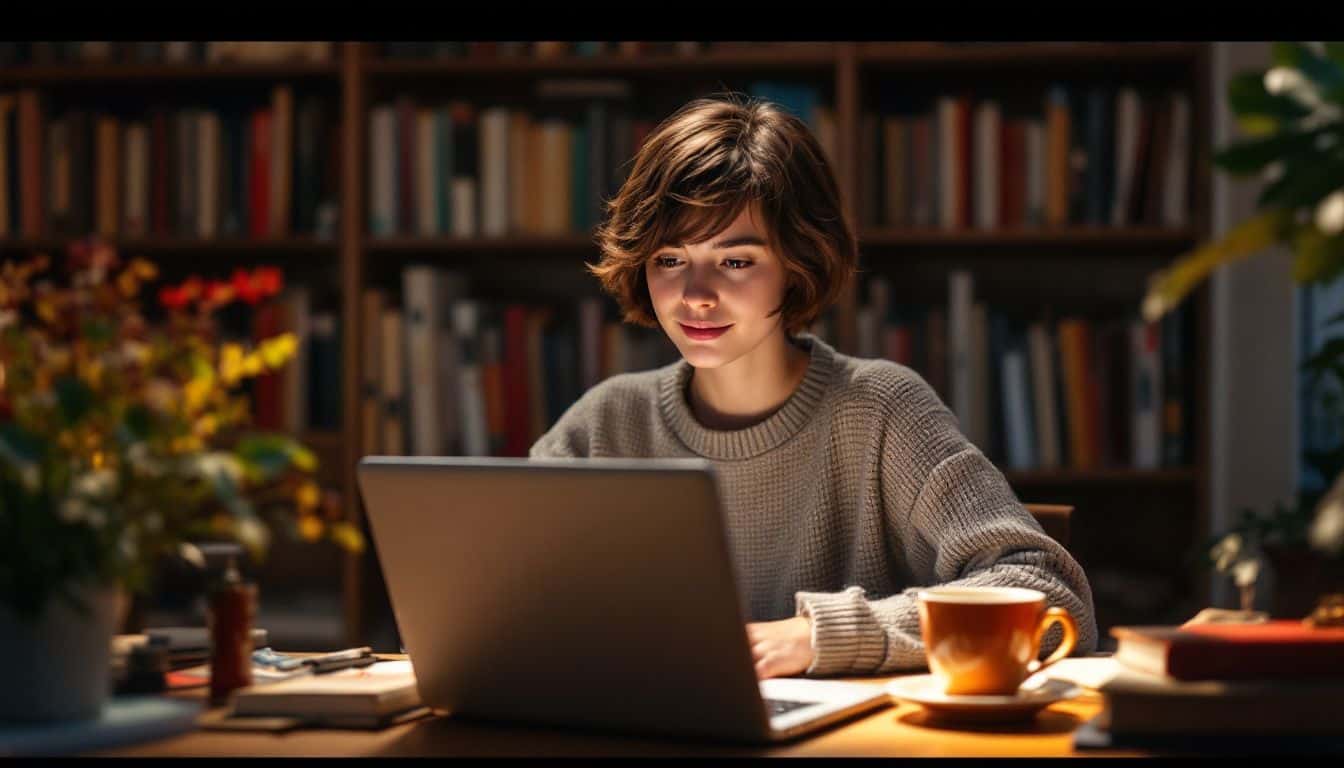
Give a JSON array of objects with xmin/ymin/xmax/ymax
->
[
  {"xmin": 859, "ymin": 227, "xmax": 1199, "ymax": 247},
  {"xmin": 365, "ymin": 235, "xmax": 596, "ymax": 252},
  {"xmin": 366, "ymin": 45, "xmax": 836, "ymax": 77},
  {"xmin": 857, "ymin": 42, "xmax": 1203, "ymax": 68},
  {"xmin": 1005, "ymin": 467, "xmax": 1196, "ymax": 487},
  {"xmin": 0, "ymin": 237, "xmax": 339, "ymax": 254},
  {"xmin": 0, "ymin": 62, "xmax": 339, "ymax": 85}
]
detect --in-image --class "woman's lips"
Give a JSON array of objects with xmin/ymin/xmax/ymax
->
[{"xmin": 679, "ymin": 323, "xmax": 732, "ymax": 341}]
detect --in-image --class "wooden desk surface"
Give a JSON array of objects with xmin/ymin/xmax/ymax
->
[{"xmin": 92, "ymin": 655, "xmax": 1139, "ymax": 758}]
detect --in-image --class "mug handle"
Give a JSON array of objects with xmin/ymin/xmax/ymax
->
[{"xmin": 1026, "ymin": 607, "xmax": 1078, "ymax": 675}]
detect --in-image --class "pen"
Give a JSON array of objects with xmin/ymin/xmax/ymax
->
[
  {"xmin": 311, "ymin": 655, "xmax": 378, "ymax": 675},
  {"xmin": 302, "ymin": 646, "xmax": 373, "ymax": 666}
]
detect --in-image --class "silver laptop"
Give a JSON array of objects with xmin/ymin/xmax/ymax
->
[{"xmin": 356, "ymin": 456, "xmax": 891, "ymax": 742}]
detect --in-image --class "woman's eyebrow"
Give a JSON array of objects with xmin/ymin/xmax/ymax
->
[{"xmin": 709, "ymin": 235, "xmax": 767, "ymax": 250}]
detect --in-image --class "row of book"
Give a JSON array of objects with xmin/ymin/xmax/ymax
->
[
  {"xmin": 379, "ymin": 42, "xmax": 816, "ymax": 60},
  {"xmin": 0, "ymin": 86, "xmax": 340, "ymax": 239},
  {"xmin": 834, "ymin": 271, "xmax": 1190, "ymax": 471},
  {"xmin": 367, "ymin": 81, "xmax": 835, "ymax": 239},
  {"xmin": 359, "ymin": 266, "xmax": 679, "ymax": 458},
  {"xmin": 0, "ymin": 42, "xmax": 334, "ymax": 66},
  {"xmin": 860, "ymin": 87, "xmax": 1191, "ymax": 230}
]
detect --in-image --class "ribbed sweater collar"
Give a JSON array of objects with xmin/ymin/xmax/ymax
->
[{"xmin": 657, "ymin": 334, "xmax": 834, "ymax": 461}]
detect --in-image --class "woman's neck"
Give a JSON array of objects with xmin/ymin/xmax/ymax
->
[{"xmin": 687, "ymin": 331, "xmax": 810, "ymax": 431}]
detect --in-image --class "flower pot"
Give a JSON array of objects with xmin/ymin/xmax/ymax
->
[{"xmin": 0, "ymin": 580, "xmax": 119, "ymax": 722}]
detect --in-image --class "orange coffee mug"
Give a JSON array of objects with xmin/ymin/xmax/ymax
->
[{"xmin": 916, "ymin": 586, "xmax": 1077, "ymax": 696}]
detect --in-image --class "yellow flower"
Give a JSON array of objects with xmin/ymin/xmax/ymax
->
[
  {"xmin": 259, "ymin": 334, "xmax": 297, "ymax": 369},
  {"xmin": 328, "ymin": 521, "xmax": 366, "ymax": 553},
  {"xmin": 194, "ymin": 414, "xmax": 219, "ymax": 438},
  {"xmin": 79, "ymin": 358, "xmax": 104, "ymax": 388},
  {"xmin": 130, "ymin": 258, "xmax": 157, "ymax": 280},
  {"xmin": 296, "ymin": 481, "xmax": 321, "ymax": 511},
  {"xmin": 241, "ymin": 353, "xmax": 264, "ymax": 378},
  {"xmin": 219, "ymin": 344, "xmax": 245, "ymax": 385},
  {"xmin": 297, "ymin": 513, "xmax": 324, "ymax": 542},
  {"xmin": 171, "ymin": 435, "xmax": 204, "ymax": 454},
  {"xmin": 183, "ymin": 376, "xmax": 212, "ymax": 413}
]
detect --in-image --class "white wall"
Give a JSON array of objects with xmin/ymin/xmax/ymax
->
[{"xmin": 1208, "ymin": 41, "xmax": 1299, "ymax": 608}]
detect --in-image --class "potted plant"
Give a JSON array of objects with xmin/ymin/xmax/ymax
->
[
  {"xmin": 0, "ymin": 240, "xmax": 364, "ymax": 722},
  {"xmin": 1143, "ymin": 42, "xmax": 1344, "ymax": 616}
]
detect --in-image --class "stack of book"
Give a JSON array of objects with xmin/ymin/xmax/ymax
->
[{"xmin": 1076, "ymin": 620, "xmax": 1344, "ymax": 753}]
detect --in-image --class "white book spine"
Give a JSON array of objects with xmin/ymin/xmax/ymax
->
[
  {"xmin": 371, "ymin": 108, "xmax": 396, "ymax": 237},
  {"xmin": 1163, "ymin": 92, "xmax": 1191, "ymax": 227},
  {"xmin": 479, "ymin": 107, "xmax": 510, "ymax": 237},
  {"xmin": 1112, "ymin": 87, "xmax": 1139, "ymax": 227},
  {"xmin": 1028, "ymin": 323, "xmax": 1060, "ymax": 469},
  {"xmin": 450, "ymin": 177, "xmax": 477, "ymax": 237},
  {"xmin": 938, "ymin": 97, "xmax": 959, "ymax": 230},
  {"xmin": 452, "ymin": 301, "xmax": 489, "ymax": 457},
  {"xmin": 948, "ymin": 270, "xmax": 975, "ymax": 441},
  {"xmin": 416, "ymin": 111, "xmax": 438, "ymax": 237},
  {"xmin": 124, "ymin": 122, "xmax": 148, "ymax": 236},
  {"xmin": 402, "ymin": 267, "xmax": 442, "ymax": 456},
  {"xmin": 975, "ymin": 101, "xmax": 1000, "ymax": 230}
]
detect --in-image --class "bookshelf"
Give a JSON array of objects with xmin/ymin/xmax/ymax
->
[{"xmin": 0, "ymin": 41, "xmax": 1213, "ymax": 648}]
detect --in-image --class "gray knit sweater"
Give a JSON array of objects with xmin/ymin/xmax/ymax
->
[{"xmin": 529, "ymin": 334, "xmax": 1098, "ymax": 675}]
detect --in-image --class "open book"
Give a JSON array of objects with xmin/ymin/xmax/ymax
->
[{"xmin": 229, "ymin": 660, "xmax": 424, "ymax": 728}]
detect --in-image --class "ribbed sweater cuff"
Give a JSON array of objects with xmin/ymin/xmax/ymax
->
[{"xmin": 795, "ymin": 586, "xmax": 887, "ymax": 676}]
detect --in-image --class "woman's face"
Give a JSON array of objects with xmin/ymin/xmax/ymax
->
[{"xmin": 644, "ymin": 205, "xmax": 791, "ymax": 370}]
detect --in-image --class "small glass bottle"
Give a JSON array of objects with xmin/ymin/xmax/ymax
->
[{"xmin": 207, "ymin": 552, "xmax": 257, "ymax": 705}]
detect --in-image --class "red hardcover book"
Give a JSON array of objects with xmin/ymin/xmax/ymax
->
[
  {"xmin": 1112, "ymin": 621, "xmax": 1344, "ymax": 681},
  {"xmin": 502, "ymin": 305, "xmax": 532, "ymax": 457},
  {"xmin": 249, "ymin": 110, "xmax": 271, "ymax": 239},
  {"xmin": 252, "ymin": 301, "xmax": 280, "ymax": 430}
]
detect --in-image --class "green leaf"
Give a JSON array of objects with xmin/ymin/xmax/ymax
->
[
  {"xmin": 81, "ymin": 317, "xmax": 114, "ymax": 345},
  {"xmin": 1142, "ymin": 209, "xmax": 1292, "ymax": 321},
  {"xmin": 1213, "ymin": 130, "xmax": 1326, "ymax": 176},
  {"xmin": 1228, "ymin": 71, "xmax": 1312, "ymax": 126},
  {"xmin": 1257, "ymin": 150, "xmax": 1344, "ymax": 209},
  {"xmin": 55, "ymin": 375, "xmax": 94, "ymax": 426},
  {"xmin": 122, "ymin": 406, "xmax": 153, "ymax": 441},
  {"xmin": 1302, "ymin": 337, "xmax": 1344, "ymax": 374},
  {"xmin": 234, "ymin": 434, "xmax": 298, "ymax": 481},
  {"xmin": 1293, "ymin": 227, "xmax": 1344, "ymax": 283},
  {"xmin": 1325, "ymin": 43, "xmax": 1344, "ymax": 67},
  {"xmin": 1271, "ymin": 42, "xmax": 1344, "ymax": 92}
]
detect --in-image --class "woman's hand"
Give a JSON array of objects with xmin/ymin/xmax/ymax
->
[{"xmin": 745, "ymin": 616, "xmax": 814, "ymax": 679}]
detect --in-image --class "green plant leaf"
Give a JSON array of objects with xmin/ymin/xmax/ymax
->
[
  {"xmin": 1272, "ymin": 42, "xmax": 1344, "ymax": 92},
  {"xmin": 1213, "ymin": 129, "xmax": 1326, "ymax": 176},
  {"xmin": 1142, "ymin": 209, "xmax": 1292, "ymax": 321},
  {"xmin": 54, "ymin": 375, "xmax": 94, "ymax": 426},
  {"xmin": 1293, "ymin": 227, "xmax": 1344, "ymax": 283},
  {"xmin": 1257, "ymin": 150, "xmax": 1344, "ymax": 209},
  {"xmin": 1229, "ymin": 71, "xmax": 1312, "ymax": 127}
]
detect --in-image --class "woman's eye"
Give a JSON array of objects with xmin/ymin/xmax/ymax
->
[
  {"xmin": 723, "ymin": 259, "xmax": 752, "ymax": 270},
  {"xmin": 653, "ymin": 256, "xmax": 680, "ymax": 268}
]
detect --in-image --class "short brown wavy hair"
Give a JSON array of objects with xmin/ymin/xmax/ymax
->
[{"xmin": 589, "ymin": 94, "xmax": 857, "ymax": 335}]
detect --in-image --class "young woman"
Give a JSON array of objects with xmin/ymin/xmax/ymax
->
[{"xmin": 530, "ymin": 94, "xmax": 1097, "ymax": 679}]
